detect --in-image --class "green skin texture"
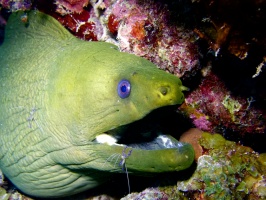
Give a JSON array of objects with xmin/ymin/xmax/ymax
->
[{"xmin": 0, "ymin": 11, "xmax": 194, "ymax": 197}]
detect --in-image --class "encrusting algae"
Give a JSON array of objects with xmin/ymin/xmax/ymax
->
[{"xmin": 177, "ymin": 132, "xmax": 266, "ymax": 200}]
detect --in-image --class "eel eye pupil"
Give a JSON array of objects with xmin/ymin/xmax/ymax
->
[
  {"xmin": 121, "ymin": 85, "xmax": 127, "ymax": 93},
  {"xmin": 117, "ymin": 79, "xmax": 131, "ymax": 99}
]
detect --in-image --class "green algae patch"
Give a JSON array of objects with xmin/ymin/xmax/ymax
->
[
  {"xmin": 258, "ymin": 153, "xmax": 266, "ymax": 166},
  {"xmin": 177, "ymin": 132, "xmax": 266, "ymax": 200},
  {"xmin": 222, "ymin": 95, "xmax": 242, "ymax": 122},
  {"xmin": 199, "ymin": 132, "xmax": 230, "ymax": 149}
]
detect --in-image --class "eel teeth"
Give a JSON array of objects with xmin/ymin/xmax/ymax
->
[
  {"xmin": 95, "ymin": 134, "xmax": 118, "ymax": 145},
  {"xmin": 95, "ymin": 133, "xmax": 185, "ymax": 150}
]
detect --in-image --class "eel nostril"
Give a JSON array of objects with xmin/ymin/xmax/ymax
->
[{"xmin": 159, "ymin": 86, "xmax": 169, "ymax": 96}]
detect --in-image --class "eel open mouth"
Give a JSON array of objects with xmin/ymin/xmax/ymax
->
[
  {"xmin": 95, "ymin": 133, "xmax": 187, "ymax": 151},
  {"xmin": 93, "ymin": 108, "xmax": 195, "ymax": 174},
  {"xmin": 94, "ymin": 133, "xmax": 194, "ymax": 174}
]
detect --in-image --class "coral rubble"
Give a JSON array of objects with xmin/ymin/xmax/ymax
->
[{"xmin": 121, "ymin": 188, "xmax": 168, "ymax": 200}]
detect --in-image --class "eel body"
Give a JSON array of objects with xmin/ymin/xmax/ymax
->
[{"xmin": 0, "ymin": 11, "xmax": 194, "ymax": 197}]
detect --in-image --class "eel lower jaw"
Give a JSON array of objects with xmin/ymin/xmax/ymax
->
[{"xmin": 93, "ymin": 133, "xmax": 195, "ymax": 173}]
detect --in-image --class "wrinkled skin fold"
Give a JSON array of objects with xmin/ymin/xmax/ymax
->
[{"xmin": 0, "ymin": 11, "xmax": 194, "ymax": 198}]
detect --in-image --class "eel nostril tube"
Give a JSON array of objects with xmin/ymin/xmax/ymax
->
[{"xmin": 159, "ymin": 86, "xmax": 169, "ymax": 96}]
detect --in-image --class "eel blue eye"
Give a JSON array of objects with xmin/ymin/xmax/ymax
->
[{"xmin": 117, "ymin": 79, "xmax": 131, "ymax": 99}]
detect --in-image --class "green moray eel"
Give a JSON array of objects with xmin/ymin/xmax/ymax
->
[{"xmin": 0, "ymin": 11, "xmax": 194, "ymax": 198}]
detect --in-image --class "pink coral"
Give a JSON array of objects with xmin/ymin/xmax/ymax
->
[
  {"xmin": 0, "ymin": 0, "xmax": 31, "ymax": 11},
  {"xmin": 191, "ymin": 115, "xmax": 212, "ymax": 131},
  {"xmin": 180, "ymin": 71, "xmax": 265, "ymax": 134},
  {"xmin": 55, "ymin": 0, "xmax": 90, "ymax": 14},
  {"xmin": 104, "ymin": 0, "xmax": 200, "ymax": 78},
  {"xmin": 54, "ymin": 10, "xmax": 99, "ymax": 40}
]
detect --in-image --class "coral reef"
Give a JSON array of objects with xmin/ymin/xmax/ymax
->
[
  {"xmin": 121, "ymin": 188, "xmax": 168, "ymax": 200},
  {"xmin": 177, "ymin": 132, "xmax": 266, "ymax": 200},
  {"xmin": 192, "ymin": 0, "xmax": 266, "ymax": 61},
  {"xmin": 55, "ymin": 10, "xmax": 99, "ymax": 40},
  {"xmin": 178, "ymin": 0, "xmax": 266, "ymax": 138},
  {"xmin": 179, "ymin": 70, "xmax": 265, "ymax": 134},
  {"xmin": 0, "ymin": 0, "xmax": 31, "ymax": 11},
  {"xmin": 55, "ymin": 0, "xmax": 90, "ymax": 14},
  {"xmin": 102, "ymin": 0, "xmax": 201, "ymax": 78}
]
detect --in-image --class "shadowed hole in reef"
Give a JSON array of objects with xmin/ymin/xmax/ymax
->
[
  {"xmin": 222, "ymin": 128, "xmax": 266, "ymax": 153},
  {"xmin": 0, "ymin": 9, "xmax": 11, "ymax": 45}
]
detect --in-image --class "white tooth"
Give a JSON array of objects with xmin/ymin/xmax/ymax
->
[
  {"xmin": 95, "ymin": 134, "xmax": 118, "ymax": 145},
  {"xmin": 158, "ymin": 135, "xmax": 175, "ymax": 148}
]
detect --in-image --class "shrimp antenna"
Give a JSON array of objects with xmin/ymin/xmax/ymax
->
[{"xmin": 120, "ymin": 146, "xmax": 133, "ymax": 194}]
